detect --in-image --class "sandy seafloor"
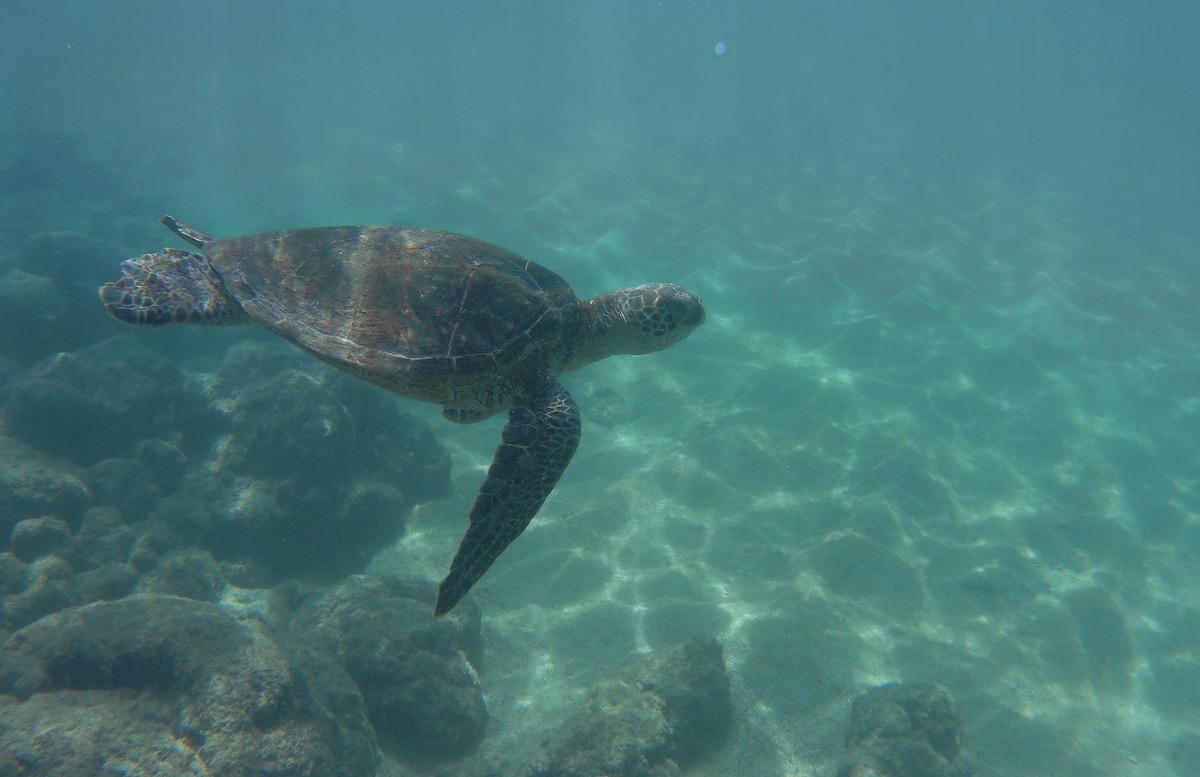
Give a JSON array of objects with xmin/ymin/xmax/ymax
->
[{"xmin": 5, "ymin": 6, "xmax": 1200, "ymax": 774}]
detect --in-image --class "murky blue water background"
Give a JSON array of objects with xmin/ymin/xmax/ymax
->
[{"xmin": 3, "ymin": 2, "xmax": 1199, "ymax": 774}]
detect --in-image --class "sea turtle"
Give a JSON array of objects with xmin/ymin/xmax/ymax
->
[{"xmin": 100, "ymin": 215, "xmax": 704, "ymax": 616}]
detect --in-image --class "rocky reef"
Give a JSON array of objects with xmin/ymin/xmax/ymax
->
[
  {"xmin": 0, "ymin": 334, "xmax": 451, "ymax": 601},
  {"xmin": 0, "ymin": 594, "xmax": 379, "ymax": 777}
]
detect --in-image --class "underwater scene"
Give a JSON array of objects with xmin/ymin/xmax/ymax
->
[{"xmin": 2, "ymin": 2, "xmax": 1198, "ymax": 775}]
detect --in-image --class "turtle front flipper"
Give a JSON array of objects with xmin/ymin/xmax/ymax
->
[{"xmin": 435, "ymin": 380, "xmax": 581, "ymax": 616}]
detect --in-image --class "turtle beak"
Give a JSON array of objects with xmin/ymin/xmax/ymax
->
[{"xmin": 674, "ymin": 288, "xmax": 705, "ymax": 327}]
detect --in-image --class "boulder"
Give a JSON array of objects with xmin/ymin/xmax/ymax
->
[
  {"xmin": 290, "ymin": 575, "xmax": 486, "ymax": 765},
  {"xmin": 9, "ymin": 516, "xmax": 72, "ymax": 562},
  {"xmin": 1, "ymin": 554, "xmax": 77, "ymax": 631},
  {"xmin": 529, "ymin": 637, "xmax": 734, "ymax": 777},
  {"xmin": 0, "ymin": 594, "xmax": 380, "ymax": 777},
  {"xmin": 836, "ymin": 682, "xmax": 973, "ymax": 777}
]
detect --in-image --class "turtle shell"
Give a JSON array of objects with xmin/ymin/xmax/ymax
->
[{"xmin": 203, "ymin": 225, "xmax": 578, "ymax": 381}]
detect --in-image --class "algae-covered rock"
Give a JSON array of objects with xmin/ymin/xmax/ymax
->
[
  {"xmin": 0, "ymin": 552, "xmax": 29, "ymax": 597},
  {"xmin": 0, "ymin": 690, "xmax": 201, "ymax": 776},
  {"xmin": 136, "ymin": 547, "xmax": 226, "ymax": 602},
  {"xmin": 213, "ymin": 342, "xmax": 452, "ymax": 508},
  {"xmin": 0, "ymin": 555, "xmax": 77, "ymax": 631},
  {"xmin": 0, "ymin": 435, "xmax": 90, "ymax": 541},
  {"xmin": 837, "ymin": 682, "xmax": 973, "ymax": 777},
  {"xmin": 291, "ymin": 574, "xmax": 486, "ymax": 765},
  {"xmin": 0, "ymin": 594, "xmax": 380, "ymax": 777},
  {"xmin": 133, "ymin": 348, "xmax": 453, "ymax": 586},
  {"xmin": 9, "ymin": 516, "xmax": 72, "ymax": 562},
  {"xmin": 2, "ymin": 505, "xmax": 140, "ymax": 632},
  {"xmin": 529, "ymin": 637, "xmax": 733, "ymax": 777},
  {"xmin": 65, "ymin": 506, "xmax": 136, "ymax": 572}
]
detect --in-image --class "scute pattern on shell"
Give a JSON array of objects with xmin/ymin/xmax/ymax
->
[{"xmin": 204, "ymin": 225, "xmax": 578, "ymax": 378}]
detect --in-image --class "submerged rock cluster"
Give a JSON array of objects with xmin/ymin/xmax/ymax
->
[{"xmin": 0, "ymin": 331, "xmax": 452, "ymax": 621}]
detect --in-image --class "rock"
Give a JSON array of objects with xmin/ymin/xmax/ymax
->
[
  {"xmin": 85, "ymin": 456, "xmax": 166, "ymax": 527},
  {"xmin": 9, "ymin": 339, "xmax": 454, "ymax": 589},
  {"xmin": 136, "ymin": 437, "xmax": 188, "ymax": 493},
  {"xmin": 0, "ymin": 594, "xmax": 380, "ymax": 777},
  {"xmin": 126, "ymin": 528, "xmax": 180, "ymax": 575},
  {"xmin": 0, "ymin": 553, "xmax": 29, "ymax": 597},
  {"xmin": 9, "ymin": 516, "xmax": 72, "ymax": 562},
  {"xmin": 291, "ymin": 575, "xmax": 486, "ymax": 764},
  {"xmin": 214, "ymin": 344, "xmax": 452, "ymax": 507},
  {"xmin": 222, "ymin": 366, "xmax": 449, "ymax": 497},
  {"xmin": 136, "ymin": 548, "xmax": 225, "ymax": 602},
  {"xmin": 74, "ymin": 562, "xmax": 137, "ymax": 603},
  {"xmin": 65, "ymin": 506, "xmax": 135, "ymax": 573},
  {"xmin": 1, "ymin": 555, "xmax": 77, "ymax": 630},
  {"xmin": 210, "ymin": 340, "xmax": 312, "ymax": 400},
  {"xmin": 1, "ymin": 336, "xmax": 212, "ymax": 466},
  {"xmin": 529, "ymin": 637, "xmax": 734, "ymax": 777},
  {"xmin": 3, "ymin": 507, "xmax": 139, "ymax": 628},
  {"xmin": 142, "ymin": 358, "xmax": 453, "ymax": 584},
  {"xmin": 0, "ymin": 435, "xmax": 90, "ymax": 541},
  {"xmin": 0, "ymin": 690, "xmax": 204, "ymax": 775},
  {"xmin": 836, "ymin": 682, "xmax": 973, "ymax": 777}
]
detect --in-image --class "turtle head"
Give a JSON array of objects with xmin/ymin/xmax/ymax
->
[{"xmin": 592, "ymin": 283, "xmax": 705, "ymax": 355}]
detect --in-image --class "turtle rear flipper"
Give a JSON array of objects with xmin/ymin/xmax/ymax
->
[
  {"xmin": 435, "ymin": 380, "xmax": 581, "ymax": 616},
  {"xmin": 98, "ymin": 248, "xmax": 250, "ymax": 326}
]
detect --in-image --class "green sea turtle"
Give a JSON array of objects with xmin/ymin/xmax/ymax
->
[{"xmin": 100, "ymin": 215, "xmax": 704, "ymax": 615}]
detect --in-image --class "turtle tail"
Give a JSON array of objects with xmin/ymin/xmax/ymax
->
[{"xmin": 98, "ymin": 248, "xmax": 250, "ymax": 326}]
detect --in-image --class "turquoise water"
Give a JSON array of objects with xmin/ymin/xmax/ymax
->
[{"xmin": 3, "ymin": 2, "xmax": 1200, "ymax": 775}]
